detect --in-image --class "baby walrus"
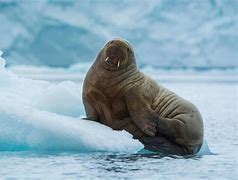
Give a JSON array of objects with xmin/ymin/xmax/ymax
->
[{"xmin": 83, "ymin": 38, "xmax": 204, "ymax": 155}]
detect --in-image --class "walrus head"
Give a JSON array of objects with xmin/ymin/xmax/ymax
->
[{"xmin": 98, "ymin": 38, "xmax": 136, "ymax": 70}]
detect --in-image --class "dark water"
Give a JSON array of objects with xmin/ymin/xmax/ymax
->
[{"xmin": 0, "ymin": 152, "xmax": 220, "ymax": 179}]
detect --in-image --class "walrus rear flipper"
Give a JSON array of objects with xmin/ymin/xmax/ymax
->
[{"xmin": 142, "ymin": 135, "xmax": 201, "ymax": 155}]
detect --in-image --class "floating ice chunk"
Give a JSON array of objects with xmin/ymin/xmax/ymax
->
[
  {"xmin": 0, "ymin": 56, "xmax": 143, "ymax": 152},
  {"xmin": 196, "ymin": 140, "xmax": 213, "ymax": 155},
  {"xmin": 0, "ymin": 102, "xmax": 143, "ymax": 152}
]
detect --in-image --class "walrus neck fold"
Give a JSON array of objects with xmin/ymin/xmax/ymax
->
[{"xmin": 101, "ymin": 67, "xmax": 144, "ymax": 98}]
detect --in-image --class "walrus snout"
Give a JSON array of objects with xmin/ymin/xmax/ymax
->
[{"xmin": 105, "ymin": 43, "xmax": 127, "ymax": 68}]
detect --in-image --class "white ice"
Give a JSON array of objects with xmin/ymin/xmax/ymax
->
[{"xmin": 0, "ymin": 52, "xmax": 143, "ymax": 152}]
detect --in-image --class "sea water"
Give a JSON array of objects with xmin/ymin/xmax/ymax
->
[{"xmin": 0, "ymin": 53, "xmax": 237, "ymax": 179}]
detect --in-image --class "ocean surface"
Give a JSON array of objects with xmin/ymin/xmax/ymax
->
[{"xmin": 0, "ymin": 52, "xmax": 237, "ymax": 179}]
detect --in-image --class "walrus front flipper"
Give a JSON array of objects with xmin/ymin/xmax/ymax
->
[
  {"xmin": 83, "ymin": 96, "xmax": 99, "ymax": 122},
  {"xmin": 142, "ymin": 135, "xmax": 200, "ymax": 155},
  {"xmin": 125, "ymin": 90, "xmax": 158, "ymax": 137}
]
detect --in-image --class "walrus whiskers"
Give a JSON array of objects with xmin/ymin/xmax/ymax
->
[{"xmin": 105, "ymin": 57, "xmax": 109, "ymax": 62}]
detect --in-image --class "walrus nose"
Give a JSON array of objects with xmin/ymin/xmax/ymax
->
[
  {"xmin": 105, "ymin": 44, "xmax": 125, "ymax": 68},
  {"xmin": 109, "ymin": 54, "xmax": 120, "ymax": 66},
  {"xmin": 105, "ymin": 54, "xmax": 120, "ymax": 68},
  {"xmin": 109, "ymin": 54, "xmax": 116, "ymax": 60}
]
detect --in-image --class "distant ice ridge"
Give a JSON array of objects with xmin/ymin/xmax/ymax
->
[
  {"xmin": 0, "ymin": 53, "xmax": 143, "ymax": 152},
  {"xmin": 8, "ymin": 63, "xmax": 238, "ymax": 84}
]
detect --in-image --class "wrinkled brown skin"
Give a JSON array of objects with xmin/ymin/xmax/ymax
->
[{"xmin": 82, "ymin": 38, "xmax": 204, "ymax": 155}]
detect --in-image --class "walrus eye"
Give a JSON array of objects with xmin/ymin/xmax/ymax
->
[
  {"xmin": 127, "ymin": 48, "xmax": 130, "ymax": 52},
  {"xmin": 110, "ymin": 41, "xmax": 114, "ymax": 44}
]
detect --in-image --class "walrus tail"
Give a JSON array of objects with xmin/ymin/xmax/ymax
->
[{"xmin": 142, "ymin": 135, "xmax": 202, "ymax": 155}]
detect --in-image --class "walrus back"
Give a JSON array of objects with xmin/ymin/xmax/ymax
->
[{"xmin": 153, "ymin": 85, "xmax": 203, "ymax": 145}]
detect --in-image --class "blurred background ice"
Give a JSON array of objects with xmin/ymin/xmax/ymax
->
[{"xmin": 0, "ymin": 0, "xmax": 237, "ymax": 69}]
